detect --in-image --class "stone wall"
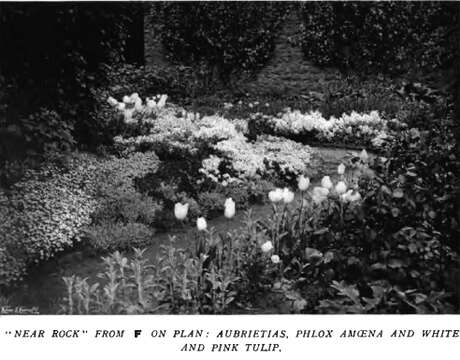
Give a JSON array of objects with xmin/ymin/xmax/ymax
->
[
  {"xmin": 143, "ymin": 7, "xmax": 339, "ymax": 94},
  {"xmin": 247, "ymin": 11, "xmax": 339, "ymax": 96}
]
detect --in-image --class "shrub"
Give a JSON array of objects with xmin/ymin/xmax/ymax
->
[
  {"xmin": 0, "ymin": 151, "xmax": 161, "ymax": 286},
  {"xmin": 83, "ymin": 222, "xmax": 154, "ymax": 252},
  {"xmin": 155, "ymin": 2, "xmax": 288, "ymax": 86},
  {"xmin": 300, "ymin": 2, "xmax": 457, "ymax": 75}
]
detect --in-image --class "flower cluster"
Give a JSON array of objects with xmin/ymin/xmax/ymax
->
[
  {"xmin": 257, "ymin": 109, "xmax": 403, "ymax": 148},
  {"xmin": 200, "ymin": 135, "xmax": 315, "ymax": 185}
]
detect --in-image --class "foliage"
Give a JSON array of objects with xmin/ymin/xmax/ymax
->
[
  {"xmin": 155, "ymin": 2, "xmax": 288, "ymax": 85},
  {"xmin": 83, "ymin": 222, "xmax": 154, "ymax": 253},
  {"xmin": 0, "ymin": 151, "xmax": 161, "ymax": 286},
  {"xmin": 300, "ymin": 2, "xmax": 458, "ymax": 75},
  {"xmin": 0, "ymin": 2, "xmax": 142, "ymax": 151},
  {"xmin": 61, "ymin": 216, "xmax": 271, "ymax": 314}
]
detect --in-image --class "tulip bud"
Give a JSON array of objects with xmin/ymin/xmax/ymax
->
[
  {"xmin": 224, "ymin": 198, "xmax": 236, "ymax": 219},
  {"xmin": 268, "ymin": 188, "xmax": 284, "ymax": 203},
  {"xmin": 261, "ymin": 241, "xmax": 273, "ymax": 253},
  {"xmin": 335, "ymin": 181, "xmax": 347, "ymax": 195},
  {"xmin": 196, "ymin": 217, "xmax": 207, "ymax": 231},
  {"xmin": 174, "ymin": 203, "xmax": 189, "ymax": 220},
  {"xmin": 123, "ymin": 95, "xmax": 131, "ymax": 104},
  {"xmin": 312, "ymin": 186, "xmax": 329, "ymax": 204},
  {"xmin": 321, "ymin": 176, "xmax": 333, "ymax": 190},
  {"xmin": 337, "ymin": 163, "xmax": 346, "ymax": 175},
  {"xmin": 271, "ymin": 254, "xmax": 280, "ymax": 264},
  {"xmin": 282, "ymin": 188, "xmax": 295, "ymax": 204},
  {"xmin": 116, "ymin": 102, "xmax": 125, "ymax": 111},
  {"xmin": 298, "ymin": 175, "xmax": 310, "ymax": 191},
  {"xmin": 359, "ymin": 149, "xmax": 369, "ymax": 162}
]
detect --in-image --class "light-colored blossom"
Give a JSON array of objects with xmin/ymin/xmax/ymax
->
[
  {"xmin": 224, "ymin": 198, "xmax": 236, "ymax": 219},
  {"xmin": 335, "ymin": 181, "xmax": 347, "ymax": 195},
  {"xmin": 269, "ymin": 188, "xmax": 284, "ymax": 203},
  {"xmin": 337, "ymin": 163, "xmax": 346, "ymax": 175},
  {"xmin": 321, "ymin": 176, "xmax": 333, "ymax": 190},
  {"xmin": 282, "ymin": 188, "xmax": 295, "ymax": 204},
  {"xmin": 196, "ymin": 217, "xmax": 207, "ymax": 231},
  {"xmin": 271, "ymin": 254, "xmax": 281, "ymax": 264},
  {"xmin": 107, "ymin": 96, "xmax": 118, "ymax": 107},
  {"xmin": 117, "ymin": 102, "xmax": 126, "ymax": 111},
  {"xmin": 298, "ymin": 175, "xmax": 310, "ymax": 191},
  {"xmin": 174, "ymin": 203, "xmax": 189, "ymax": 220},
  {"xmin": 312, "ymin": 186, "xmax": 329, "ymax": 204},
  {"xmin": 360, "ymin": 149, "xmax": 369, "ymax": 162},
  {"xmin": 261, "ymin": 241, "xmax": 273, "ymax": 253},
  {"xmin": 123, "ymin": 95, "xmax": 131, "ymax": 104}
]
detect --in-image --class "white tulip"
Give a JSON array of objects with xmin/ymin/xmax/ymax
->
[
  {"xmin": 337, "ymin": 163, "xmax": 346, "ymax": 175},
  {"xmin": 116, "ymin": 102, "xmax": 125, "ymax": 111},
  {"xmin": 196, "ymin": 217, "xmax": 207, "ymax": 231},
  {"xmin": 122, "ymin": 95, "xmax": 131, "ymax": 104},
  {"xmin": 349, "ymin": 191, "xmax": 362, "ymax": 202},
  {"xmin": 340, "ymin": 189, "xmax": 353, "ymax": 202},
  {"xmin": 174, "ymin": 203, "xmax": 189, "ymax": 220},
  {"xmin": 268, "ymin": 188, "xmax": 284, "ymax": 203},
  {"xmin": 335, "ymin": 181, "xmax": 347, "ymax": 195},
  {"xmin": 261, "ymin": 241, "xmax": 273, "ymax": 253},
  {"xmin": 341, "ymin": 190, "xmax": 361, "ymax": 203},
  {"xmin": 360, "ymin": 149, "xmax": 369, "ymax": 162},
  {"xmin": 130, "ymin": 92, "xmax": 140, "ymax": 101},
  {"xmin": 321, "ymin": 176, "xmax": 333, "ymax": 190},
  {"xmin": 282, "ymin": 188, "xmax": 295, "ymax": 204},
  {"xmin": 107, "ymin": 96, "xmax": 118, "ymax": 107},
  {"xmin": 271, "ymin": 254, "xmax": 281, "ymax": 264},
  {"xmin": 224, "ymin": 198, "xmax": 236, "ymax": 219},
  {"xmin": 312, "ymin": 186, "xmax": 329, "ymax": 204},
  {"xmin": 298, "ymin": 175, "xmax": 310, "ymax": 191}
]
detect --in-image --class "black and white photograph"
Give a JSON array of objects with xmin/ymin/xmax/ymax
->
[{"xmin": 0, "ymin": 0, "xmax": 459, "ymax": 318}]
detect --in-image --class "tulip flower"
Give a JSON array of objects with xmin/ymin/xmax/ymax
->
[
  {"xmin": 116, "ymin": 102, "xmax": 126, "ymax": 111},
  {"xmin": 122, "ymin": 95, "xmax": 131, "ymax": 104},
  {"xmin": 341, "ymin": 190, "xmax": 361, "ymax": 203},
  {"xmin": 174, "ymin": 203, "xmax": 189, "ymax": 220},
  {"xmin": 282, "ymin": 188, "xmax": 295, "ymax": 204},
  {"xmin": 261, "ymin": 241, "xmax": 273, "ymax": 253},
  {"xmin": 196, "ymin": 217, "xmax": 207, "ymax": 231},
  {"xmin": 335, "ymin": 181, "xmax": 347, "ymax": 195},
  {"xmin": 271, "ymin": 254, "xmax": 281, "ymax": 264},
  {"xmin": 224, "ymin": 198, "xmax": 236, "ymax": 219},
  {"xmin": 298, "ymin": 175, "xmax": 310, "ymax": 191},
  {"xmin": 312, "ymin": 186, "xmax": 329, "ymax": 204},
  {"xmin": 337, "ymin": 163, "xmax": 346, "ymax": 175},
  {"xmin": 321, "ymin": 176, "xmax": 333, "ymax": 190},
  {"xmin": 268, "ymin": 188, "xmax": 284, "ymax": 203},
  {"xmin": 359, "ymin": 149, "xmax": 369, "ymax": 162}
]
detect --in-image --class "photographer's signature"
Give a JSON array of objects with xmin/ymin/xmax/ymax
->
[{"xmin": 1, "ymin": 306, "xmax": 39, "ymax": 315}]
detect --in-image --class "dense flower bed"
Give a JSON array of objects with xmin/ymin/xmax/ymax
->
[
  {"xmin": 201, "ymin": 134, "xmax": 316, "ymax": 185},
  {"xmin": 0, "ymin": 151, "xmax": 161, "ymax": 286},
  {"xmin": 251, "ymin": 109, "xmax": 405, "ymax": 149}
]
